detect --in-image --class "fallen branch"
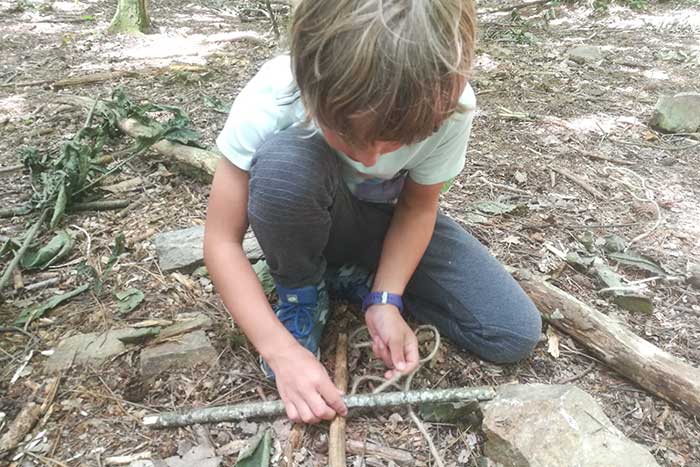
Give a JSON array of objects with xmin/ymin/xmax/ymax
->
[
  {"xmin": 143, "ymin": 386, "xmax": 496, "ymax": 428},
  {"xmin": 0, "ymin": 209, "xmax": 48, "ymax": 292},
  {"xmin": 329, "ymin": 333, "xmax": 348, "ymax": 467},
  {"xmin": 515, "ymin": 271, "xmax": 700, "ymax": 416},
  {"xmin": 0, "ymin": 376, "xmax": 60, "ymax": 455},
  {"xmin": 550, "ymin": 166, "xmax": 605, "ymax": 199},
  {"xmin": 346, "ymin": 440, "xmax": 415, "ymax": 466},
  {"xmin": 56, "ymin": 95, "xmax": 219, "ymax": 177},
  {"xmin": 69, "ymin": 199, "xmax": 130, "ymax": 212}
]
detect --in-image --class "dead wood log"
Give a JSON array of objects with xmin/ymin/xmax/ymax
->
[
  {"xmin": 516, "ymin": 271, "xmax": 700, "ymax": 416},
  {"xmin": 0, "ymin": 376, "xmax": 60, "ymax": 455},
  {"xmin": 143, "ymin": 386, "xmax": 496, "ymax": 429},
  {"xmin": 329, "ymin": 333, "xmax": 348, "ymax": 467},
  {"xmin": 55, "ymin": 95, "xmax": 219, "ymax": 177}
]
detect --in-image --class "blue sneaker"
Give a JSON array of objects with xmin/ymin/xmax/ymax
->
[
  {"xmin": 324, "ymin": 264, "xmax": 373, "ymax": 305},
  {"xmin": 261, "ymin": 282, "xmax": 330, "ymax": 379}
]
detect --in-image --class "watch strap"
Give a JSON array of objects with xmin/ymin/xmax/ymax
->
[{"xmin": 362, "ymin": 291, "xmax": 404, "ymax": 314}]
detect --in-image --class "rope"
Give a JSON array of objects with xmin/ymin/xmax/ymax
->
[{"xmin": 348, "ymin": 324, "xmax": 446, "ymax": 467}]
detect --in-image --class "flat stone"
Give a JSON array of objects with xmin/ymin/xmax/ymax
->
[
  {"xmin": 482, "ymin": 384, "xmax": 659, "ymax": 467},
  {"xmin": 140, "ymin": 330, "xmax": 217, "ymax": 376},
  {"xmin": 46, "ymin": 329, "xmax": 144, "ymax": 372},
  {"xmin": 154, "ymin": 226, "xmax": 263, "ymax": 273},
  {"xmin": 568, "ymin": 46, "xmax": 603, "ymax": 64},
  {"xmin": 649, "ymin": 92, "xmax": 700, "ymax": 134}
]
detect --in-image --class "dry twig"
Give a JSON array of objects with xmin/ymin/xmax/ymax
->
[
  {"xmin": 329, "ymin": 333, "xmax": 348, "ymax": 467},
  {"xmin": 550, "ymin": 166, "xmax": 605, "ymax": 199}
]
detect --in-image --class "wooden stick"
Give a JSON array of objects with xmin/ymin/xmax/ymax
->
[
  {"xmin": 346, "ymin": 440, "xmax": 415, "ymax": 466},
  {"xmin": 515, "ymin": 271, "xmax": 700, "ymax": 416},
  {"xmin": 549, "ymin": 166, "xmax": 605, "ymax": 199},
  {"xmin": 329, "ymin": 333, "xmax": 348, "ymax": 467},
  {"xmin": 0, "ymin": 377, "xmax": 60, "ymax": 455},
  {"xmin": 56, "ymin": 95, "xmax": 219, "ymax": 177},
  {"xmin": 143, "ymin": 386, "xmax": 496, "ymax": 428},
  {"xmin": 69, "ymin": 199, "xmax": 130, "ymax": 212},
  {"xmin": 280, "ymin": 424, "xmax": 305, "ymax": 467}
]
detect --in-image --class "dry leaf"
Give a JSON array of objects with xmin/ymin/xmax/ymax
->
[{"xmin": 546, "ymin": 327, "xmax": 560, "ymax": 358}]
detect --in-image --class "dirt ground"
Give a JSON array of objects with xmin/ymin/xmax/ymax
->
[{"xmin": 1, "ymin": 0, "xmax": 699, "ymax": 466}]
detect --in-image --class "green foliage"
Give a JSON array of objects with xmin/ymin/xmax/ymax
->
[
  {"xmin": 114, "ymin": 287, "xmax": 145, "ymax": 314},
  {"xmin": 18, "ymin": 88, "xmax": 201, "ymax": 230},
  {"xmin": 20, "ymin": 230, "xmax": 73, "ymax": 269}
]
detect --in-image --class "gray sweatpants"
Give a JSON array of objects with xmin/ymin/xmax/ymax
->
[{"xmin": 247, "ymin": 127, "xmax": 542, "ymax": 363}]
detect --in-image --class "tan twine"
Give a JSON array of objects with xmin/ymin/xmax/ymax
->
[{"xmin": 348, "ymin": 324, "xmax": 445, "ymax": 467}]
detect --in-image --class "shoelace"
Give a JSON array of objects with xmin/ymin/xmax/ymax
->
[{"xmin": 276, "ymin": 302, "xmax": 313, "ymax": 339}]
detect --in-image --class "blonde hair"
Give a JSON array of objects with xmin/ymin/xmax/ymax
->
[{"xmin": 290, "ymin": 0, "xmax": 477, "ymax": 148}]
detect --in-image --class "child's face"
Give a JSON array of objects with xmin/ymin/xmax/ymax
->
[{"xmin": 321, "ymin": 127, "xmax": 402, "ymax": 167}]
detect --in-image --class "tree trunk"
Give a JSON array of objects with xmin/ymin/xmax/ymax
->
[{"xmin": 109, "ymin": 0, "xmax": 150, "ymax": 34}]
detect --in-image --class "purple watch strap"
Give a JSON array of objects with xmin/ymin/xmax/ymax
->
[{"xmin": 362, "ymin": 291, "xmax": 404, "ymax": 314}]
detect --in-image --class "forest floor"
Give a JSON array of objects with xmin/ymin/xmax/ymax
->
[{"xmin": 1, "ymin": 0, "xmax": 699, "ymax": 466}]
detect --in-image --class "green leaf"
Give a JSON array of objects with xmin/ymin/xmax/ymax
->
[
  {"xmin": 114, "ymin": 288, "xmax": 145, "ymax": 314},
  {"xmin": 612, "ymin": 294, "xmax": 654, "ymax": 315},
  {"xmin": 21, "ymin": 231, "xmax": 73, "ymax": 269},
  {"xmin": 252, "ymin": 261, "xmax": 275, "ymax": 295},
  {"xmin": 594, "ymin": 263, "xmax": 654, "ymax": 314},
  {"xmin": 607, "ymin": 251, "xmax": 667, "ymax": 276},
  {"xmin": 236, "ymin": 430, "xmax": 271, "ymax": 467},
  {"xmin": 0, "ymin": 237, "xmax": 20, "ymax": 259},
  {"xmin": 471, "ymin": 200, "xmax": 528, "ymax": 216},
  {"xmin": 15, "ymin": 283, "xmax": 90, "ymax": 326}
]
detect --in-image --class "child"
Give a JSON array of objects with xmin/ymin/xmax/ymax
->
[{"xmin": 204, "ymin": 0, "xmax": 542, "ymax": 424}]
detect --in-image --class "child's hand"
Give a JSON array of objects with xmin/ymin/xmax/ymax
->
[
  {"xmin": 365, "ymin": 304, "xmax": 420, "ymax": 379},
  {"xmin": 266, "ymin": 343, "xmax": 347, "ymax": 424}
]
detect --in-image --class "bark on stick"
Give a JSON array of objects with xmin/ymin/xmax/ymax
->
[
  {"xmin": 329, "ymin": 333, "xmax": 348, "ymax": 467},
  {"xmin": 516, "ymin": 272, "xmax": 700, "ymax": 416},
  {"xmin": 143, "ymin": 386, "xmax": 496, "ymax": 429}
]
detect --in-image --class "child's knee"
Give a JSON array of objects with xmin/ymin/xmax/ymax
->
[{"xmin": 454, "ymin": 303, "xmax": 542, "ymax": 364}]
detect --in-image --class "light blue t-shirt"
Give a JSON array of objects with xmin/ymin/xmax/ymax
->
[{"xmin": 216, "ymin": 55, "xmax": 476, "ymax": 203}]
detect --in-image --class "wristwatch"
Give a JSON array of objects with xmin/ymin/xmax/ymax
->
[{"xmin": 362, "ymin": 291, "xmax": 404, "ymax": 314}]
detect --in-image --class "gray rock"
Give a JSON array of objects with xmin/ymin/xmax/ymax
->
[
  {"xmin": 155, "ymin": 226, "xmax": 263, "ymax": 273},
  {"xmin": 140, "ymin": 330, "xmax": 217, "ymax": 376},
  {"xmin": 649, "ymin": 92, "xmax": 700, "ymax": 134},
  {"xmin": 568, "ymin": 46, "xmax": 603, "ymax": 64},
  {"xmin": 154, "ymin": 226, "xmax": 205, "ymax": 273},
  {"xmin": 481, "ymin": 384, "xmax": 659, "ymax": 467},
  {"xmin": 46, "ymin": 328, "xmax": 146, "ymax": 372}
]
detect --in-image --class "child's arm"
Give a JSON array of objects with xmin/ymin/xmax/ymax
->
[
  {"xmin": 204, "ymin": 159, "xmax": 347, "ymax": 423},
  {"xmin": 365, "ymin": 178, "xmax": 444, "ymax": 378}
]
